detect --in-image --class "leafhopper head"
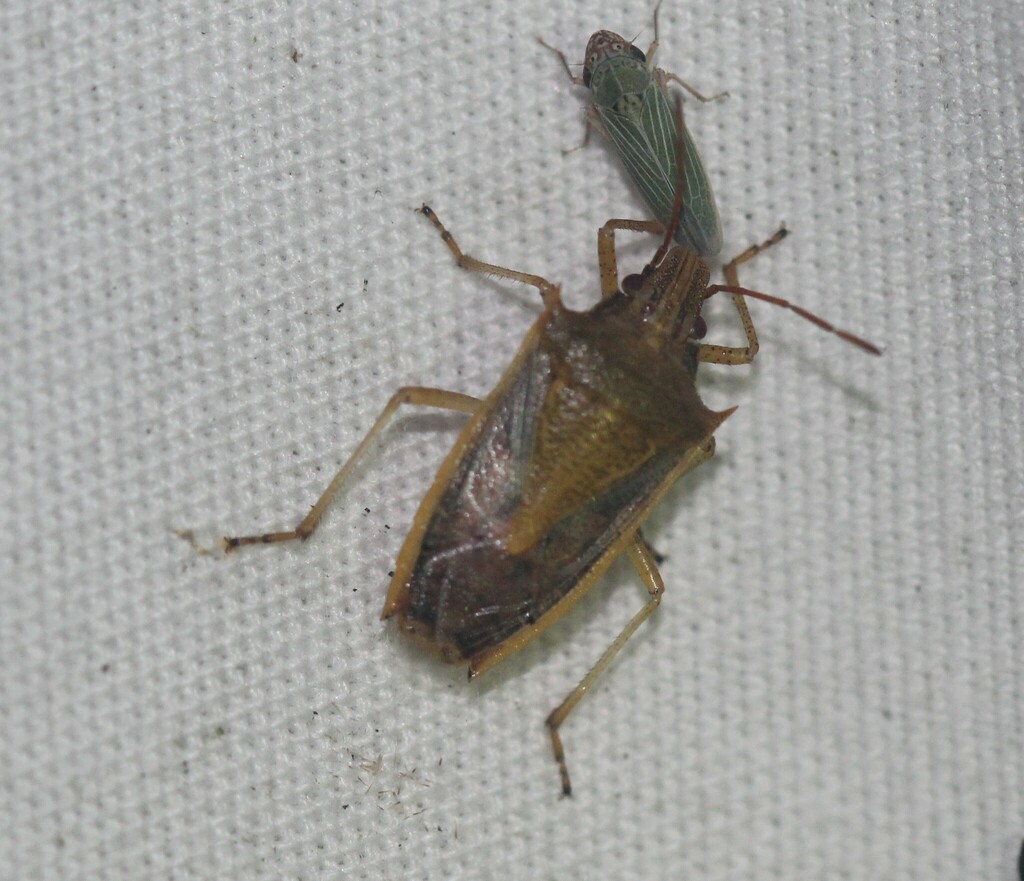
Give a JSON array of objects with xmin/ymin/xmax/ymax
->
[{"xmin": 581, "ymin": 30, "xmax": 645, "ymax": 88}]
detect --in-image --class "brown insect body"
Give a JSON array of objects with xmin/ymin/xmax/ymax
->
[
  {"xmin": 382, "ymin": 248, "xmax": 731, "ymax": 674},
  {"xmin": 217, "ymin": 96, "xmax": 877, "ymax": 794}
]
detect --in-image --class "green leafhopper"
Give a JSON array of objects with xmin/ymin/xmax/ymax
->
[{"xmin": 542, "ymin": 3, "xmax": 726, "ymax": 256}]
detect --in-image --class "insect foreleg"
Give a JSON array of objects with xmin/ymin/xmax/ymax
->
[
  {"xmin": 648, "ymin": 2, "xmax": 728, "ymax": 102},
  {"xmin": 697, "ymin": 226, "xmax": 788, "ymax": 365},
  {"xmin": 536, "ymin": 37, "xmax": 585, "ymax": 86},
  {"xmin": 597, "ymin": 217, "xmax": 665, "ymax": 299}
]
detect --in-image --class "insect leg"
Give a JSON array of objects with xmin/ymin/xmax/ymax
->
[
  {"xmin": 597, "ymin": 217, "xmax": 664, "ymax": 299},
  {"xmin": 536, "ymin": 37, "xmax": 585, "ymax": 86},
  {"xmin": 535, "ymin": 39, "xmax": 598, "ymax": 153},
  {"xmin": 697, "ymin": 226, "xmax": 788, "ymax": 365},
  {"xmin": 654, "ymin": 68, "xmax": 730, "ymax": 104},
  {"xmin": 559, "ymin": 109, "xmax": 595, "ymax": 156},
  {"xmin": 645, "ymin": 0, "xmax": 664, "ymax": 60},
  {"xmin": 222, "ymin": 387, "xmax": 480, "ymax": 550},
  {"xmin": 546, "ymin": 536, "xmax": 663, "ymax": 797},
  {"xmin": 648, "ymin": 2, "xmax": 729, "ymax": 102},
  {"xmin": 546, "ymin": 438, "xmax": 716, "ymax": 795},
  {"xmin": 419, "ymin": 205, "xmax": 562, "ymax": 310}
]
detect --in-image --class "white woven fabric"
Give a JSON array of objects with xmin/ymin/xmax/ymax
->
[{"xmin": 2, "ymin": 1, "xmax": 1022, "ymax": 878}]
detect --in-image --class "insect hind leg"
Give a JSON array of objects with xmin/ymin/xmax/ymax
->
[
  {"xmin": 545, "ymin": 437, "xmax": 715, "ymax": 796},
  {"xmin": 545, "ymin": 534, "xmax": 664, "ymax": 797}
]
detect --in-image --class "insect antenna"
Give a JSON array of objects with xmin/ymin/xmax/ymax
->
[{"xmin": 706, "ymin": 283, "xmax": 882, "ymax": 355}]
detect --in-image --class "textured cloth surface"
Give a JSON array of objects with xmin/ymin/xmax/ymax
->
[{"xmin": 2, "ymin": 1, "xmax": 1022, "ymax": 879}]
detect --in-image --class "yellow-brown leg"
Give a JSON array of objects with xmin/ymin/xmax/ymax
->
[
  {"xmin": 223, "ymin": 387, "xmax": 480, "ymax": 550},
  {"xmin": 545, "ymin": 437, "xmax": 715, "ymax": 795},
  {"xmin": 419, "ymin": 205, "xmax": 562, "ymax": 310},
  {"xmin": 596, "ymin": 217, "xmax": 665, "ymax": 299},
  {"xmin": 697, "ymin": 226, "xmax": 788, "ymax": 365}
]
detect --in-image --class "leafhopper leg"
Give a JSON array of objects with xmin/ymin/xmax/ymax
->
[
  {"xmin": 546, "ymin": 437, "xmax": 716, "ymax": 796},
  {"xmin": 535, "ymin": 39, "xmax": 598, "ymax": 155},
  {"xmin": 223, "ymin": 387, "xmax": 480, "ymax": 550},
  {"xmin": 653, "ymin": 69, "xmax": 730, "ymax": 104},
  {"xmin": 697, "ymin": 226, "xmax": 788, "ymax": 365},
  {"xmin": 648, "ymin": 1, "xmax": 729, "ymax": 103},
  {"xmin": 418, "ymin": 205, "xmax": 562, "ymax": 310},
  {"xmin": 536, "ymin": 37, "xmax": 585, "ymax": 87},
  {"xmin": 560, "ymin": 110, "xmax": 595, "ymax": 156},
  {"xmin": 596, "ymin": 217, "xmax": 664, "ymax": 299}
]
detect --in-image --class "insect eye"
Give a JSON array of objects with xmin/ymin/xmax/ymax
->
[
  {"xmin": 629, "ymin": 45, "xmax": 646, "ymax": 62},
  {"xmin": 691, "ymin": 315, "xmax": 708, "ymax": 339},
  {"xmin": 582, "ymin": 68, "xmax": 592, "ymax": 88},
  {"xmin": 621, "ymin": 273, "xmax": 644, "ymax": 294}
]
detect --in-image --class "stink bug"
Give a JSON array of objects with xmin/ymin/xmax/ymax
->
[
  {"xmin": 219, "ymin": 99, "xmax": 879, "ymax": 796},
  {"xmin": 540, "ymin": 2, "xmax": 728, "ymax": 258}
]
